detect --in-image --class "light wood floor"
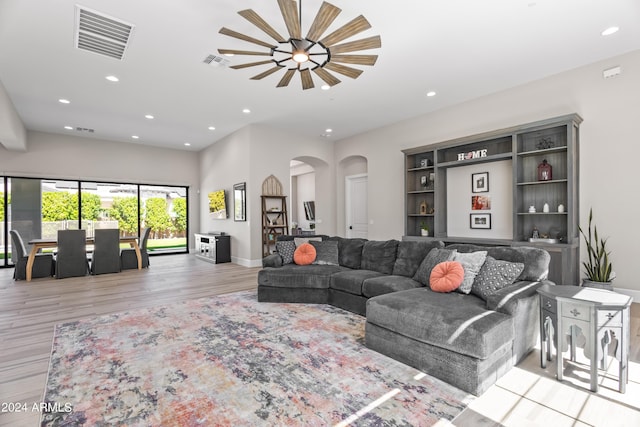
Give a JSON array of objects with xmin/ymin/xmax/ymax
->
[{"xmin": 1, "ymin": 255, "xmax": 638, "ymax": 426}]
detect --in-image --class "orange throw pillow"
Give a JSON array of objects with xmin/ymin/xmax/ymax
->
[
  {"xmin": 430, "ymin": 261, "xmax": 465, "ymax": 293},
  {"xmin": 294, "ymin": 242, "xmax": 316, "ymax": 265}
]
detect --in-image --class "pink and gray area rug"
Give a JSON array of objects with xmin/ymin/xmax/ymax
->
[{"xmin": 42, "ymin": 291, "xmax": 472, "ymax": 426}]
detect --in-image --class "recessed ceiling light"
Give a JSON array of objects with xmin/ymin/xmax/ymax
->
[
  {"xmin": 105, "ymin": 75, "xmax": 119, "ymax": 82},
  {"xmin": 145, "ymin": 114, "xmax": 154, "ymax": 119},
  {"xmin": 601, "ymin": 26, "xmax": 619, "ymax": 36},
  {"xmin": 131, "ymin": 135, "xmax": 139, "ymax": 139},
  {"xmin": 58, "ymin": 99, "xmax": 70, "ymax": 104},
  {"xmin": 325, "ymin": 128, "xmax": 333, "ymax": 133},
  {"xmin": 184, "ymin": 143, "xmax": 191, "ymax": 146},
  {"xmin": 208, "ymin": 126, "xmax": 216, "ymax": 131},
  {"xmin": 64, "ymin": 126, "xmax": 73, "ymax": 130},
  {"xmin": 242, "ymin": 108, "xmax": 251, "ymax": 114},
  {"xmin": 426, "ymin": 91, "xmax": 436, "ymax": 97},
  {"xmin": 321, "ymin": 84, "xmax": 331, "ymax": 91}
]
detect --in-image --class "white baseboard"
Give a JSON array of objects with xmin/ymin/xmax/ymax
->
[
  {"xmin": 232, "ymin": 257, "xmax": 262, "ymax": 268},
  {"xmin": 612, "ymin": 287, "xmax": 640, "ymax": 302}
]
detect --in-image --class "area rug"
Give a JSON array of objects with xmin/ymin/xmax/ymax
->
[{"xmin": 42, "ymin": 291, "xmax": 472, "ymax": 426}]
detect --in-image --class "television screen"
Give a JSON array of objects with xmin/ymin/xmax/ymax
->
[{"xmin": 208, "ymin": 189, "xmax": 227, "ymax": 219}]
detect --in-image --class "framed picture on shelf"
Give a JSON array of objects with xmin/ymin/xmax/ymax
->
[
  {"xmin": 471, "ymin": 172, "xmax": 489, "ymax": 193},
  {"xmin": 471, "ymin": 195, "xmax": 491, "ymax": 210},
  {"xmin": 470, "ymin": 213, "xmax": 491, "ymax": 229}
]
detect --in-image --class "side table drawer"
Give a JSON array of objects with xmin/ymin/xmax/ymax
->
[
  {"xmin": 541, "ymin": 296, "xmax": 556, "ymax": 314},
  {"xmin": 598, "ymin": 310, "xmax": 622, "ymax": 327},
  {"xmin": 561, "ymin": 303, "xmax": 590, "ymax": 322}
]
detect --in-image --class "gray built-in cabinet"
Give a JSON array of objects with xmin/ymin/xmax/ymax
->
[{"xmin": 403, "ymin": 114, "xmax": 582, "ymax": 285}]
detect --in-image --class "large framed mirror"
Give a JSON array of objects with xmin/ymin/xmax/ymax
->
[{"xmin": 233, "ymin": 182, "xmax": 246, "ymax": 221}]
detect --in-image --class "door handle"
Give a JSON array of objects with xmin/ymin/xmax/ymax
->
[{"xmin": 349, "ymin": 226, "xmax": 353, "ymax": 229}]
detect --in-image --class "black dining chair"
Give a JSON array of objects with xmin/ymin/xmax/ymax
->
[
  {"xmin": 55, "ymin": 229, "xmax": 89, "ymax": 279},
  {"xmin": 10, "ymin": 230, "xmax": 54, "ymax": 280},
  {"xmin": 91, "ymin": 229, "xmax": 121, "ymax": 275},
  {"xmin": 121, "ymin": 227, "xmax": 151, "ymax": 270}
]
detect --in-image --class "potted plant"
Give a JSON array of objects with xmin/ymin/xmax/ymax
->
[
  {"xmin": 420, "ymin": 221, "xmax": 429, "ymax": 237},
  {"xmin": 579, "ymin": 208, "xmax": 615, "ymax": 290}
]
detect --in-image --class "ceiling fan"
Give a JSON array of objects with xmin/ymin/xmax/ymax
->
[{"xmin": 218, "ymin": 0, "xmax": 381, "ymax": 90}]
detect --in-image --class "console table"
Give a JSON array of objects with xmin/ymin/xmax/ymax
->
[{"xmin": 537, "ymin": 284, "xmax": 632, "ymax": 393}]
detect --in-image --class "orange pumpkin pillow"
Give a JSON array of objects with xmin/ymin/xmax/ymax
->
[
  {"xmin": 430, "ymin": 261, "xmax": 465, "ymax": 293},
  {"xmin": 294, "ymin": 242, "xmax": 316, "ymax": 265}
]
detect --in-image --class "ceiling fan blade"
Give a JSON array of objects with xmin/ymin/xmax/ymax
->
[
  {"xmin": 319, "ymin": 15, "xmax": 371, "ymax": 47},
  {"xmin": 329, "ymin": 35, "xmax": 381, "ymax": 54},
  {"xmin": 331, "ymin": 54, "xmax": 378, "ymax": 66},
  {"xmin": 238, "ymin": 9, "xmax": 287, "ymax": 43},
  {"xmin": 324, "ymin": 62, "xmax": 363, "ymax": 79},
  {"xmin": 219, "ymin": 27, "xmax": 275, "ymax": 49},
  {"xmin": 306, "ymin": 1, "xmax": 341, "ymax": 41},
  {"xmin": 251, "ymin": 66, "xmax": 283, "ymax": 80},
  {"xmin": 300, "ymin": 68, "xmax": 315, "ymax": 90},
  {"xmin": 277, "ymin": 0, "xmax": 301, "ymax": 39},
  {"xmin": 230, "ymin": 60, "xmax": 274, "ymax": 70},
  {"xmin": 313, "ymin": 67, "xmax": 341, "ymax": 86},
  {"xmin": 218, "ymin": 49, "xmax": 272, "ymax": 56},
  {"xmin": 277, "ymin": 69, "xmax": 296, "ymax": 87}
]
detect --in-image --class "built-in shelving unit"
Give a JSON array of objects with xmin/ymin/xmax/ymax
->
[{"xmin": 402, "ymin": 114, "xmax": 582, "ymax": 285}]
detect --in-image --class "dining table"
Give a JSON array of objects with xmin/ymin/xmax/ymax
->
[{"xmin": 26, "ymin": 235, "xmax": 142, "ymax": 281}]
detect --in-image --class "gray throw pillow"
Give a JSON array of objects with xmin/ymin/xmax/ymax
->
[
  {"xmin": 310, "ymin": 240, "xmax": 339, "ymax": 265},
  {"xmin": 361, "ymin": 240, "xmax": 399, "ymax": 274},
  {"xmin": 413, "ymin": 248, "xmax": 457, "ymax": 286},
  {"xmin": 275, "ymin": 240, "xmax": 296, "ymax": 265},
  {"xmin": 471, "ymin": 256, "xmax": 525, "ymax": 301},
  {"xmin": 454, "ymin": 251, "xmax": 488, "ymax": 294}
]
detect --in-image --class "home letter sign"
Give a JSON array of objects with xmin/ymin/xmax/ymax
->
[{"xmin": 457, "ymin": 149, "xmax": 488, "ymax": 161}]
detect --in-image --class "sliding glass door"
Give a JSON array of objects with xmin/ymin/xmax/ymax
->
[{"xmin": 1, "ymin": 177, "xmax": 188, "ymax": 266}]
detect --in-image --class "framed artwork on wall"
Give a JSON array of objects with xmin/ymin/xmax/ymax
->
[
  {"xmin": 471, "ymin": 195, "xmax": 491, "ymax": 210},
  {"xmin": 471, "ymin": 172, "xmax": 489, "ymax": 193},
  {"xmin": 470, "ymin": 213, "xmax": 491, "ymax": 229}
]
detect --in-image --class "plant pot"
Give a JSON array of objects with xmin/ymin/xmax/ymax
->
[
  {"xmin": 420, "ymin": 229, "xmax": 429, "ymax": 237},
  {"xmin": 581, "ymin": 279, "xmax": 613, "ymax": 292}
]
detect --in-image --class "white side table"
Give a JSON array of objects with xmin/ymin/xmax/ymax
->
[{"xmin": 537, "ymin": 284, "xmax": 632, "ymax": 393}]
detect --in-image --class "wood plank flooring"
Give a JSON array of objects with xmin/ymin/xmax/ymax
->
[{"xmin": 1, "ymin": 255, "xmax": 638, "ymax": 426}]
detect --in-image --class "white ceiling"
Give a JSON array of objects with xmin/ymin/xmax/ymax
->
[{"xmin": 1, "ymin": 0, "xmax": 639, "ymax": 151}]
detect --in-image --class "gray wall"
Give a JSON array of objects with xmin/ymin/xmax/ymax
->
[{"xmin": 335, "ymin": 49, "xmax": 640, "ymax": 297}]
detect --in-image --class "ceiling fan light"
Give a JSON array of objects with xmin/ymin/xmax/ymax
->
[{"xmin": 292, "ymin": 51, "xmax": 309, "ymax": 63}]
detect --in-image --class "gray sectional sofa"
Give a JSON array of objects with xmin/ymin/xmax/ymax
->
[{"xmin": 258, "ymin": 236, "xmax": 552, "ymax": 395}]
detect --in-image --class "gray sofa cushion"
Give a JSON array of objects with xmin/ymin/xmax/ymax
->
[
  {"xmin": 258, "ymin": 264, "xmax": 348, "ymax": 289},
  {"xmin": 412, "ymin": 248, "xmax": 457, "ymax": 286},
  {"xmin": 362, "ymin": 275, "xmax": 423, "ymax": 298},
  {"xmin": 366, "ymin": 288, "xmax": 514, "ymax": 359},
  {"xmin": 361, "ymin": 240, "xmax": 399, "ymax": 275},
  {"xmin": 447, "ymin": 244, "xmax": 550, "ymax": 281},
  {"xmin": 331, "ymin": 269, "xmax": 385, "ymax": 295},
  {"xmin": 311, "ymin": 240, "xmax": 339, "ymax": 265},
  {"xmin": 328, "ymin": 236, "xmax": 367, "ymax": 269},
  {"xmin": 392, "ymin": 240, "xmax": 444, "ymax": 277}
]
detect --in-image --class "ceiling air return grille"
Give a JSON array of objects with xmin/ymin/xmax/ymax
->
[{"xmin": 75, "ymin": 6, "xmax": 134, "ymax": 60}]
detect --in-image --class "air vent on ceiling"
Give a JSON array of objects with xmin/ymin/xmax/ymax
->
[
  {"xmin": 74, "ymin": 5, "xmax": 134, "ymax": 60},
  {"xmin": 203, "ymin": 54, "xmax": 230, "ymax": 67},
  {"xmin": 75, "ymin": 127, "xmax": 95, "ymax": 133}
]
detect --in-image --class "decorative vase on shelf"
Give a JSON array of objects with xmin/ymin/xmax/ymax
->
[{"xmin": 543, "ymin": 203, "xmax": 550, "ymax": 213}]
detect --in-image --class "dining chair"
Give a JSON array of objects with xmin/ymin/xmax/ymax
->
[
  {"xmin": 55, "ymin": 229, "xmax": 89, "ymax": 279},
  {"xmin": 91, "ymin": 229, "xmax": 121, "ymax": 275},
  {"xmin": 9, "ymin": 230, "xmax": 54, "ymax": 280},
  {"xmin": 121, "ymin": 227, "xmax": 151, "ymax": 269}
]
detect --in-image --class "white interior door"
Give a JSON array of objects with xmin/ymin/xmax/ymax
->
[{"xmin": 346, "ymin": 174, "xmax": 368, "ymax": 238}]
